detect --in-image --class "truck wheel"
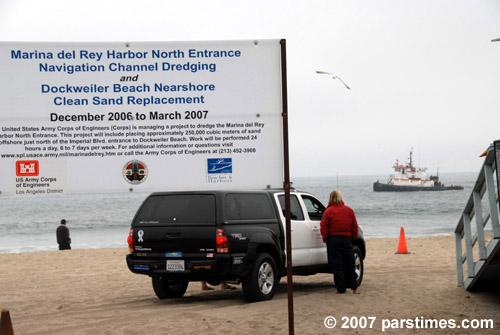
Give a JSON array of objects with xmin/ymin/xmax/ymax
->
[
  {"xmin": 152, "ymin": 275, "xmax": 189, "ymax": 299},
  {"xmin": 242, "ymin": 253, "xmax": 278, "ymax": 302},
  {"xmin": 353, "ymin": 246, "xmax": 364, "ymax": 287}
]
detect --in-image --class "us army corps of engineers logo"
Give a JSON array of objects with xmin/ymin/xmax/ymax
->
[{"xmin": 123, "ymin": 160, "xmax": 148, "ymax": 185}]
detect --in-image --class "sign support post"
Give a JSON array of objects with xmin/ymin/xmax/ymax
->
[{"xmin": 280, "ymin": 39, "xmax": 294, "ymax": 335}]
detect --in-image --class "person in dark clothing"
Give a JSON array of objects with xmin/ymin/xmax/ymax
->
[
  {"xmin": 57, "ymin": 219, "xmax": 71, "ymax": 250},
  {"xmin": 320, "ymin": 190, "xmax": 360, "ymax": 294}
]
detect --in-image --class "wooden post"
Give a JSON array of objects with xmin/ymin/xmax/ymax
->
[
  {"xmin": 463, "ymin": 214, "xmax": 475, "ymax": 280},
  {"xmin": 484, "ymin": 163, "xmax": 500, "ymax": 238},
  {"xmin": 455, "ymin": 229, "xmax": 464, "ymax": 287},
  {"xmin": 0, "ymin": 309, "xmax": 14, "ymax": 335},
  {"xmin": 473, "ymin": 191, "xmax": 487, "ymax": 260}
]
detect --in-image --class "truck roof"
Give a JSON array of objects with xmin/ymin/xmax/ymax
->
[{"xmin": 148, "ymin": 188, "xmax": 307, "ymax": 197}]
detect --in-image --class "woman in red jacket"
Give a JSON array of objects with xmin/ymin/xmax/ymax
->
[{"xmin": 320, "ymin": 190, "xmax": 360, "ymax": 294}]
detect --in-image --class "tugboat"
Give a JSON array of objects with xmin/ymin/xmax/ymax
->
[{"xmin": 373, "ymin": 149, "xmax": 464, "ymax": 192}]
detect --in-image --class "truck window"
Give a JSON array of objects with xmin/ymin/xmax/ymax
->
[
  {"xmin": 301, "ymin": 195, "xmax": 325, "ymax": 221},
  {"xmin": 278, "ymin": 195, "xmax": 305, "ymax": 221},
  {"xmin": 134, "ymin": 194, "xmax": 216, "ymax": 225},
  {"xmin": 225, "ymin": 193, "xmax": 275, "ymax": 220}
]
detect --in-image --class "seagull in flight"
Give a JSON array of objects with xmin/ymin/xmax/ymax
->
[{"xmin": 316, "ymin": 71, "xmax": 351, "ymax": 90}]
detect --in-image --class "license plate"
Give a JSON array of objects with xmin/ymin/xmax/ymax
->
[{"xmin": 166, "ymin": 260, "xmax": 185, "ymax": 272}]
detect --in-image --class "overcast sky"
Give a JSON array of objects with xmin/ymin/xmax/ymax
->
[{"xmin": 1, "ymin": 0, "xmax": 499, "ymax": 177}]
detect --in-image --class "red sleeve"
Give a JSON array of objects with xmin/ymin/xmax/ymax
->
[
  {"xmin": 320, "ymin": 210, "xmax": 329, "ymax": 243},
  {"xmin": 351, "ymin": 209, "xmax": 359, "ymax": 240}
]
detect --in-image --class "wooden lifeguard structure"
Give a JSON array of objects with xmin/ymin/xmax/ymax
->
[{"xmin": 455, "ymin": 141, "xmax": 500, "ymax": 290}]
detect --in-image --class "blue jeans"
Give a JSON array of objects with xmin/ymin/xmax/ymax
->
[{"xmin": 326, "ymin": 235, "xmax": 357, "ymax": 293}]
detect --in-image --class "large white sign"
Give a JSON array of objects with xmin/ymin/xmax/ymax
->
[{"xmin": 0, "ymin": 40, "xmax": 285, "ymax": 195}]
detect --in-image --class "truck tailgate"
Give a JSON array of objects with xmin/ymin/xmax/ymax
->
[{"xmin": 132, "ymin": 225, "xmax": 216, "ymax": 256}]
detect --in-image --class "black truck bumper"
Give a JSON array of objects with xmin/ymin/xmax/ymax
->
[{"xmin": 126, "ymin": 253, "xmax": 248, "ymax": 282}]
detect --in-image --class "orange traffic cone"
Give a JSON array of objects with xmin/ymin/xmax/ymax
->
[
  {"xmin": 396, "ymin": 226, "xmax": 409, "ymax": 254},
  {"xmin": 0, "ymin": 309, "xmax": 14, "ymax": 335}
]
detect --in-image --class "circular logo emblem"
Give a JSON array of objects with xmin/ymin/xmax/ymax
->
[{"xmin": 122, "ymin": 160, "xmax": 148, "ymax": 184}]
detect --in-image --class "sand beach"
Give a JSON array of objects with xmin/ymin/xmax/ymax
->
[{"xmin": 1, "ymin": 236, "xmax": 499, "ymax": 334}]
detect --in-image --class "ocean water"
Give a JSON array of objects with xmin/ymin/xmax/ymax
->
[
  {"xmin": 292, "ymin": 172, "xmax": 475, "ymax": 238},
  {"xmin": 0, "ymin": 172, "xmax": 476, "ymax": 253}
]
